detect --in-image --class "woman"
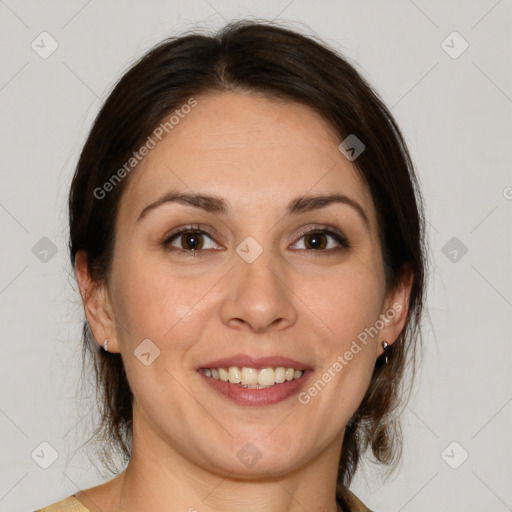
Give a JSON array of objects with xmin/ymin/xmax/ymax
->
[{"xmin": 36, "ymin": 19, "xmax": 426, "ymax": 512}]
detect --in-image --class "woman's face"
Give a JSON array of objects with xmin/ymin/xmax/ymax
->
[{"xmin": 85, "ymin": 91, "xmax": 408, "ymax": 477}]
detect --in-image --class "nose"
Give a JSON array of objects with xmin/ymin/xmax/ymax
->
[{"xmin": 220, "ymin": 249, "xmax": 298, "ymax": 334}]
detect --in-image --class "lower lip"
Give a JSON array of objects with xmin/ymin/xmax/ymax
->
[{"xmin": 198, "ymin": 371, "xmax": 311, "ymax": 406}]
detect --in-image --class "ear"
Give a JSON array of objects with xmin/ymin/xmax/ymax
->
[
  {"xmin": 75, "ymin": 250, "xmax": 119, "ymax": 353},
  {"xmin": 376, "ymin": 263, "xmax": 414, "ymax": 358}
]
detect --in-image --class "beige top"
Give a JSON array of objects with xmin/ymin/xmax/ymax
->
[
  {"xmin": 34, "ymin": 496, "xmax": 88, "ymax": 511},
  {"xmin": 35, "ymin": 489, "xmax": 373, "ymax": 512}
]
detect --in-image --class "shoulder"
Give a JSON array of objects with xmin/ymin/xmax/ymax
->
[
  {"xmin": 34, "ymin": 495, "xmax": 90, "ymax": 512},
  {"xmin": 338, "ymin": 487, "xmax": 375, "ymax": 512}
]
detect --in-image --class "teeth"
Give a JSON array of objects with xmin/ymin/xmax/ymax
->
[
  {"xmin": 257, "ymin": 367, "xmax": 275, "ymax": 386},
  {"xmin": 241, "ymin": 367, "xmax": 258, "ymax": 386},
  {"xmin": 200, "ymin": 366, "xmax": 304, "ymax": 387},
  {"xmin": 275, "ymin": 367, "xmax": 286, "ymax": 384},
  {"xmin": 228, "ymin": 366, "xmax": 241, "ymax": 384}
]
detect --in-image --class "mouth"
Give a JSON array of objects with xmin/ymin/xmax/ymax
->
[{"xmin": 197, "ymin": 355, "xmax": 312, "ymax": 406}]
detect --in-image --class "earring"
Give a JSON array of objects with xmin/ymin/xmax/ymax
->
[
  {"xmin": 382, "ymin": 341, "xmax": 390, "ymax": 364},
  {"xmin": 103, "ymin": 339, "xmax": 108, "ymax": 352}
]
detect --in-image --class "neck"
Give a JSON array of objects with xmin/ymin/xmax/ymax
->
[{"xmin": 109, "ymin": 410, "xmax": 344, "ymax": 512}]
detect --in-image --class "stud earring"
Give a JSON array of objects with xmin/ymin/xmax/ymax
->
[{"xmin": 103, "ymin": 339, "xmax": 108, "ymax": 352}]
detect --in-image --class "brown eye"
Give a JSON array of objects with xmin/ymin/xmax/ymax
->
[
  {"xmin": 162, "ymin": 226, "xmax": 222, "ymax": 256},
  {"xmin": 178, "ymin": 232, "xmax": 204, "ymax": 251},
  {"xmin": 292, "ymin": 228, "xmax": 350, "ymax": 252},
  {"xmin": 303, "ymin": 232, "xmax": 328, "ymax": 250}
]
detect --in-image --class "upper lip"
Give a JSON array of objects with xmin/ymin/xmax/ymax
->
[{"xmin": 198, "ymin": 354, "xmax": 312, "ymax": 371}]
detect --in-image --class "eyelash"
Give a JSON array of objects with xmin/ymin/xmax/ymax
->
[{"xmin": 161, "ymin": 223, "xmax": 350, "ymax": 257}]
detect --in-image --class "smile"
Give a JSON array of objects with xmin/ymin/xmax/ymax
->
[
  {"xmin": 197, "ymin": 368, "xmax": 310, "ymax": 406},
  {"xmin": 199, "ymin": 366, "xmax": 304, "ymax": 388}
]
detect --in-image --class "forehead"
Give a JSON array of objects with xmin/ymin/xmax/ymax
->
[{"xmin": 120, "ymin": 91, "xmax": 377, "ymax": 228}]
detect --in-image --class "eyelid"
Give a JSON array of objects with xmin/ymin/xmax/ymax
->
[
  {"xmin": 291, "ymin": 225, "xmax": 350, "ymax": 251},
  {"xmin": 162, "ymin": 223, "xmax": 220, "ymax": 247},
  {"xmin": 294, "ymin": 223, "xmax": 347, "ymax": 241},
  {"xmin": 162, "ymin": 223, "xmax": 350, "ymax": 255}
]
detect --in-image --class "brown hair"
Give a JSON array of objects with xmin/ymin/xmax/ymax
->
[{"xmin": 69, "ymin": 19, "xmax": 427, "ymax": 496}]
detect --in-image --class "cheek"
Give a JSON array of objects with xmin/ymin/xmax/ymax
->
[
  {"xmin": 109, "ymin": 255, "xmax": 200, "ymax": 415},
  {"xmin": 109, "ymin": 261, "xmax": 169, "ymax": 360},
  {"xmin": 110, "ymin": 246, "xmax": 217, "ymax": 356},
  {"xmin": 297, "ymin": 268, "xmax": 381, "ymax": 430},
  {"xmin": 302, "ymin": 264, "xmax": 385, "ymax": 345}
]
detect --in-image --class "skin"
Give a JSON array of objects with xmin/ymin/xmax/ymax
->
[{"xmin": 74, "ymin": 91, "xmax": 412, "ymax": 512}]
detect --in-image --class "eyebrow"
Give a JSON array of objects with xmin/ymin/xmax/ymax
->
[{"xmin": 137, "ymin": 191, "xmax": 370, "ymax": 228}]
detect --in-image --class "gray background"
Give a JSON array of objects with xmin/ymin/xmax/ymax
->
[{"xmin": 1, "ymin": 1, "xmax": 511, "ymax": 511}]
